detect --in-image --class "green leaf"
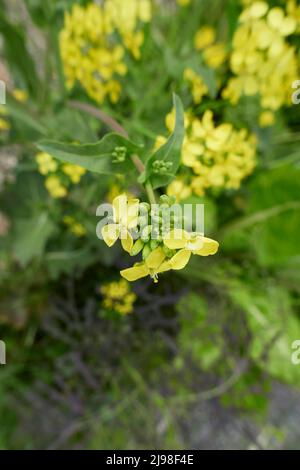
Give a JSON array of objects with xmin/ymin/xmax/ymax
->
[
  {"xmin": 0, "ymin": 14, "xmax": 39, "ymax": 97},
  {"xmin": 13, "ymin": 212, "xmax": 56, "ymax": 266},
  {"xmin": 145, "ymin": 94, "xmax": 185, "ymax": 190},
  {"xmin": 36, "ymin": 133, "xmax": 144, "ymax": 175},
  {"xmin": 6, "ymin": 96, "xmax": 48, "ymax": 135},
  {"xmin": 247, "ymin": 165, "xmax": 300, "ymax": 267}
]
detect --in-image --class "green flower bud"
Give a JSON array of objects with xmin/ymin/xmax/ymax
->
[
  {"xmin": 159, "ymin": 195, "xmax": 170, "ymax": 205},
  {"xmin": 150, "ymin": 239, "xmax": 159, "ymax": 250},
  {"xmin": 141, "ymin": 225, "xmax": 152, "ymax": 242},
  {"xmin": 130, "ymin": 238, "xmax": 144, "ymax": 256},
  {"xmin": 139, "ymin": 202, "xmax": 150, "ymax": 213},
  {"xmin": 142, "ymin": 243, "xmax": 152, "ymax": 260}
]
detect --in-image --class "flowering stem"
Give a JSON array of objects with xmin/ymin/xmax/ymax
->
[{"xmin": 68, "ymin": 100, "xmax": 157, "ymax": 204}]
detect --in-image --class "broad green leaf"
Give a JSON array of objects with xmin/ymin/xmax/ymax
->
[
  {"xmin": 36, "ymin": 133, "xmax": 144, "ymax": 175},
  {"xmin": 13, "ymin": 212, "xmax": 55, "ymax": 266},
  {"xmin": 145, "ymin": 94, "xmax": 185, "ymax": 190}
]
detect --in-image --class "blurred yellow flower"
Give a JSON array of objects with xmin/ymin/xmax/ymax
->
[
  {"xmin": 36, "ymin": 152, "xmax": 58, "ymax": 175},
  {"xmin": 12, "ymin": 89, "xmax": 28, "ymax": 103},
  {"xmin": 160, "ymin": 109, "xmax": 257, "ymax": 199},
  {"xmin": 223, "ymin": 2, "xmax": 299, "ymax": 111},
  {"xmin": 45, "ymin": 175, "xmax": 67, "ymax": 198},
  {"xmin": 63, "ymin": 216, "xmax": 87, "ymax": 237},
  {"xmin": 194, "ymin": 26, "xmax": 216, "ymax": 50},
  {"xmin": 184, "ymin": 68, "xmax": 208, "ymax": 104},
  {"xmin": 0, "ymin": 118, "xmax": 10, "ymax": 131},
  {"xmin": 203, "ymin": 43, "xmax": 227, "ymax": 69},
  {"xmin": 259, "ymin": 110, "xmax": 275, "ymax": 127},
  {"xmin": 62, "ymin": 163, "xmax": 86, "ymax": 184},
  {"xmin": 100, "ymin": 279, "xmax": 136, "ymax": 315}
]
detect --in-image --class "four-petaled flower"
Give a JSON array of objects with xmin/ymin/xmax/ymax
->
[{"xmin": 102, "ymin": 194, "xmax": 139, "ymax": 253}]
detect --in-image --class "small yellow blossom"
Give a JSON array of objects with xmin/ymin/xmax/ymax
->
[
  {"xmin": 184, "ymin": 68, "xmax": 208, "ymax": 104},
  {"xmin": 12, "ymin": 89, "xmax": 28, "ymax": 103},
  {"xmin": 259, "ymin": 110, "xmax": 275, "ymax": 127},
  {"xmin": 167, "ymin": 179, "xmax": 192, "ymax": 201},
  {"xmin": 177, "ymin": 0, "xmax": 191, "ymax": 6},
  {"xmin": 36, "ymin": 152, "xmax": 58, "ymax": 175},
  {"xmin": 45, "ymin": 175, "xmax": 67, "ymax": 198},
  {"xmin": 0, "ymin": 118, "xmax": 10, "ymax": 131},
  {"xmin": 100, "ymin": 279, "xmax": 136, "ymax": 315},
  {"xmin": 63, "ymin": 215, "xmax": 87, "ymax": 237},
  {"xmin": 203, "ymin": 43, "xmax": 227, "ymax": 69},
  {"xmin": 62, "ymin": 163, "xmax": 86, "ymax": 184},
  {"xmin": 194, "ymin": 26, "xmax": 216, "ymax": 50}
]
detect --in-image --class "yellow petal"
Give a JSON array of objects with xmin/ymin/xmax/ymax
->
[
  {"xmin": 120, "ymin": 263, "xmax": 149, "ymax": 282},
  {"xmin": 120, "ymin": 229, "xmax": 134, "ymax": 254},
  {"xmin": 145, "ymin": 247, "xmax": 166, "ymax": 269},
  {"xmin": 157, "ymin": 261, "xmax": 172, "ymax": 274},
  {"xmin": 126, "ymin": 199, "xmax": 140, "ymax": 229},
  {"xmin": 112, "ymin": 194, "xmax": 128, "ymax": 224},
  {"xmin": 186, "ymin": 235, "xmax": 205, "ymax": 251},
  {"xmin": 163, "ymin": 229, "xmax": 189, "ymax": 250},
  {"xmin": 102, "ymin": 224, "xmax": 120, "ymax": 247},
  {"xmin": 193, "ymin": 237, "xmax": 219, "ymax": 256},
  {"xmin": 168, "ymin": 249, "xmax": 191, "ymax": 270}
]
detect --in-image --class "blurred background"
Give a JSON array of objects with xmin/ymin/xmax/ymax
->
[{"xmin": 1, "ymin": 0, "xmax": 300, "ymax": 450}]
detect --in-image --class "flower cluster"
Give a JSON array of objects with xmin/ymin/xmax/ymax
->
[
  {"xmin": 223, "ymin": 1, "xmax": 299, "ymax": 113},
  {"xmin": 60, "ymin": 1, "xmax": 151, "ymax": 104},
  {"xmin": 157, "ymin": 109, "xmax": 257, "ymax": 199},
  {"xmin": 35, "ymin": 152, "xmax": 86, "ymax": 198},
  {"xmin": 101, "ymin": 194, "xmax": 219, "ymax": 282},
  {"xmin": 100, "ymin": 278, "xmax": 136, "ymax": 315}
]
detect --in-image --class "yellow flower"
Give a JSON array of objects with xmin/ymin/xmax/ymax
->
[
  {"xmin": 102, "ymin": 194, "xmax": 140, "ymax": 253},
  {"xmin": 0, "ymin": 118, "xmax": 10, "ymax": 131},
  {"xmin": 62, "ymin": 163, "xmax": 86, "ymax": 184},
  {"xmin": 101, "ymin": 279, "xmax": 136, "ymax": 315},
  {"xmin": 184, "ymin": 68, "xmax": 208, "ymax": 104},
  {"xmin": 36, "ymin": 152, "xmax": 58, "ymax": 175},
  {"xmin": 12, "ymin": 89, "xmax": 28, "ymax": 103},
  {"xmin": 167, "ymin": 178, "xmax": 192, "ymax": 201},
  {"xmin": 63, "ymin": 216, "xmax": 87, "ymax": 237},
  {"xmin": 121, "ymin": 246, "xmax": 171, "ymax": 283},
  {"xmin": 203, "ymin": 43, "xmax": 227, "ymax": 69},
  {"xmin": 259, "ymin": 110, "xmax": 275, "ymax": 127},
  {"xmin": 121, "ymin": 230, "xmax": 219, "ymax": 283},
  {"xmin": 45, "ymin": 175, "xmax": 67, "ymax": 198},
  {"xmin": 194, "ymin": 26, "xmax": 216, "ymax": 50},
  {"xmin": 177, "ymin": 0, "xmax": 191, "ymax": 6},
  {"xmin": 163, "ymin": 228, "xmax": 219, "ymax": 270}
]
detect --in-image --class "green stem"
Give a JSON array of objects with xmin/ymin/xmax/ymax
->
[{"xmin": 145, "ymin": 182, "xmax": 157, "ymax": 205}]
